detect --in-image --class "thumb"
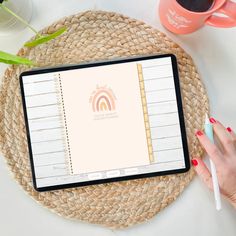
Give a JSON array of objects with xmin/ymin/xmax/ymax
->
[{"xmin": 192, "ymin": 157, "xmax": 213, "ymax": 190}]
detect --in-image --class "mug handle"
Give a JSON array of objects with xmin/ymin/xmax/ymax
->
[{"xmin": 206, "ymin": 0, "xmax": 236, "ymax": 27}]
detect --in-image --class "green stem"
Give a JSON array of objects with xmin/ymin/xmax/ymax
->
[{"xmin": 0, "ymin": 3, "xmax": 42, "ymax": 37}]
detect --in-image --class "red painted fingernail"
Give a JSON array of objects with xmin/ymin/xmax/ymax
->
[
  {"xmin": 191, "ymin": 159, "xmax": 198, "ymax": 166},
  {"xmin": 227, "ymin": 127, "xmax": 232, "ymax": 133},
  {"xmin": 209, "ymin": 117, "xmax": 216, "ymax": 124},
  {"xmin": 195, "ymin": 130, "xmax": 203, "ymax": 136}
]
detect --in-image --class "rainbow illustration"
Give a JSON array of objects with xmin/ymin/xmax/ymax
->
[{"xmin": 90, "ymin": 86, "xmax": 116, "ymax": 112}]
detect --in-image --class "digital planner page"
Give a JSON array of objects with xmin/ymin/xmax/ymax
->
[{"xmin": 22, "ymin": 56, "xmax": 186, "ymax": 188}]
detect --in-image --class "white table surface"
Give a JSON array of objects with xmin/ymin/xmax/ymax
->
[{"xmin": 0, "ymin": 0, "xmax": 236, "ymax": 235}]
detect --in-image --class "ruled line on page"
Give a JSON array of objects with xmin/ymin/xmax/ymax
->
[
  {"xmin": 142, "ymin": 65, "xmax": 173, "ymax": 77},
  {"xmin": 142, "ymin": 63, "xmax": 171, "ymax": 69},
  {"xmin": 37, "ymin": 174, "xmax": 69, "ymax": 180},
  {"xmin": 153, "ymin": 147, "xmax": 183, "ymax": 153},
  {"xmin": 147, "ymin": 100, "xmax": 177, "ymax": 107},
  {"xmin": 31, "ymin": 126, "xmax": 64, "ymax": 132},
  {"xmin": 25, "ymin": 91, "xmax": 58, "ymax": 97},
  {"xmin": 29, "ymin": 122, "xmax": 63, "ymax": 133},
  {"xmin": 150, "ymin": 123, "xmax": 179, "ymax": 129},
  {"xmin": 152, "ymin": 134, "xmax": 181, "ymax": 140},
  {"xmin": 27, "ymin": 103, "xmax": 60, "ymax": 109},
  {"xmin": 35, "ymin": 162, "xmax": 66, "ymax": 167},
  {"xmin": 32, "ymin": 138, "xmax": 63, "ymax": 144},
  {"xmin": 33, "ymin": 154, "xmax": 66, "ymax": 166},
  {"xmin": 143, "ymin": 75, "xmax": 173, "ymax": 81},
  {"xmin": 147, "ymin": 102, "xmax": 178, "ymax": 116},
  {"xmin": 28, "ymin": 114, "xmax": 60, "ymax": 121},
  {"xmin": 147, "ymin": 99, "xmax": 176, "ymax": 105},
  {"xmin": 144, "ymin": 80, "xmax": 174, "ymax": 92},
  {"xmin": 149, "ymin": 159, "xmax": 183, "ymax": 165},
  {"xmin": 148, "ymin": 111, "xmax": 178, "ymax": 119},
  {"xmin": 33, "ymin": 150, "xmax": 66, "ymax": 159},
  {"xmin": 148, "ymin": 111, "xmax": 178, "ymax": 117},
  {"xmin": 23, "ymin": 79, "xmax": 56, "ymax": 85},
  {"xmin": 33, "ymin": 149, "xmax": 66, "ymax": 156},
  {"xmin": 145, "ymin": 87, "xmax": 175, "ymax": 93}
]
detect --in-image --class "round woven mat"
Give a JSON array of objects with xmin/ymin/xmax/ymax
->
[{"xmin": 0, "ymin": 11, "xmax": 209, "ymax": 229}]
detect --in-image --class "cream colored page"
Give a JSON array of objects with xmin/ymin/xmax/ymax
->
[{"xmin": 60, "ymin": 63, "xmax": 150, "ymax": 174}]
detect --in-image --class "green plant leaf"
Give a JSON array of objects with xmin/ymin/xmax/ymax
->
[
  {"xmin": 0, "ymin": 51, "xmax": 34, "ymax": 65},
  {"xmin": 24, "ymin": 27, "xmax": 67, "ymax": 48}
]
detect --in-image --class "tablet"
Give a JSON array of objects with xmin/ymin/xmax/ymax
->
[{"xmin": 20, "ymin": 54, "xmax": 190, "ymax": 192}]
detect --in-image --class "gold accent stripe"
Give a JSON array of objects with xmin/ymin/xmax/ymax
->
[{"xmin": 137, "ymin": 64, "xmax": 154, "ymax": 163}]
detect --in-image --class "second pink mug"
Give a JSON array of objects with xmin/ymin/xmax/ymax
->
[{"xmin": 159, "ymin": 0, "xmax": 236, "ymax": 34}]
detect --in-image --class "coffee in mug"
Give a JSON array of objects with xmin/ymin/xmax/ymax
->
[
  {"xmin": 159, "ymin": 0, "xmax": 236, "ymax": 34},
  {"xmin": 176, "ymin": 0, "xmax": 214, "ymax": 12}
]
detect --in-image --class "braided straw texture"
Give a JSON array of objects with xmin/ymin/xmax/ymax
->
[{"xmin": 0, "ymin": 11, "xmax": 209, "ymax": 229}]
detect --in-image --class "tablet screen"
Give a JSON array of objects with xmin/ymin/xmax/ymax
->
[{"xmin": 20, "ymin": 54, "xmax": 190, "ymax": 191}]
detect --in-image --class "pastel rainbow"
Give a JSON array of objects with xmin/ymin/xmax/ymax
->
[{"xmin": 92, "ymin": 89, "xmax": 115, "ymax": 112}]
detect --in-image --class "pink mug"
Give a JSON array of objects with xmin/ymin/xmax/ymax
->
[{"xmin": 159, "ymin": 0, "xmax": 236, "ymax": 34}]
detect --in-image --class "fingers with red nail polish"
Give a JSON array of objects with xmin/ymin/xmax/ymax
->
[
  {"xmin": 191, "ymin": 157, "xmax": 213, "ymax": 190},
  {"xmin": 195, "ymin": 130, "xmax": 203, "ymax": 136},
  {"xmin": 191, "ymin": 159, "xmax": 198, "ymax": 166},
  {"xmin": 211, "ymin": 120, "xmax": 235, "ymax": 155},
  {"xmin": 226, "ymin": 126, "xmax": 236, "ymax": 144},
  {"xmin": 227, "ymin": 127, "xmax": 232, "ymax": 133},
  {"xmin": 195, "ymin": 129, "xmax": 224, "ymax": 166},
  {"xmin": 194, "ymin": 119, "xmax": 236, "ymax": 209},
  {"xmin": 210, "ymin": 117, "xmax": 217, "ymax": 124}
]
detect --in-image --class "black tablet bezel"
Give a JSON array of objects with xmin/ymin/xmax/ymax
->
[{"xmin": 20, "ymin": 54, "xmax": 190, "ymax": 192}]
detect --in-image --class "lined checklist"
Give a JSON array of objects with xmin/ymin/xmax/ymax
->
[{"xmin": 141, "ymin": 58, "xmax": 183, "ymax": 164}]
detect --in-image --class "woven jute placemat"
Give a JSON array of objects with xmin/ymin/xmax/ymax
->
[{"xmin": 0, "ymin": 11, "xmax": 209, "ymax": 229}]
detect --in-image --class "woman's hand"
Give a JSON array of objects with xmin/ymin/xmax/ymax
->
[{"xmin": 192, "ymin": 117, "xmax": 236, "ymax": 209}]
